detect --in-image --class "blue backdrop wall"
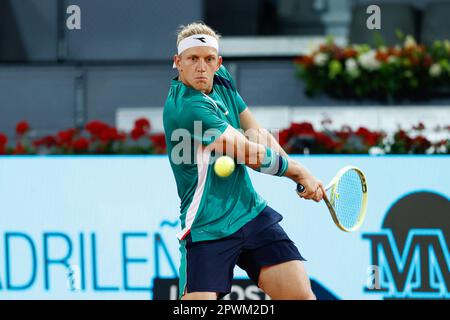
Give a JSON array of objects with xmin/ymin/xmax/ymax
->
[{"xmin": 0, "ymin": 155, "xmax": 448, "ymax": 299}]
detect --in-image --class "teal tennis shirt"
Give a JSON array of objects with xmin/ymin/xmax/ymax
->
[{"xmin": 163, "ymin": 65, "xmax": 267, "ymax": 242}]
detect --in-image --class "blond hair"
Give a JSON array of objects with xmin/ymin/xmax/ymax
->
[{"xmin": 176, "ymin": 22, "xmax": 221, "ymax": 47}]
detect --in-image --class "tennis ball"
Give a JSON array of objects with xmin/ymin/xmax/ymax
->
[{"xmin": 214, "ymin": 155, "xmax": 235, "ymax": 178}]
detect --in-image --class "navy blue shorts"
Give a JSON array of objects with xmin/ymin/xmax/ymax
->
[{"xmin": 178, "ymin": 205, "xmax": 305, "ymax": 299}]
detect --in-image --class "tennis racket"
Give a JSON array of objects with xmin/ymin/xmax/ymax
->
[{"xmin": 296, "ymin": 166, "xmax": 368, "ymax": 232}]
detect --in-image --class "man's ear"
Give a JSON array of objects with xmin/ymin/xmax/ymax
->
[
  {"xmin": 174, "ymin": 54, "xmax": 180, "ymax": 69},
  {"xmin": 216, "ymin": 56, "xmax": 223, "ymax": 71}
]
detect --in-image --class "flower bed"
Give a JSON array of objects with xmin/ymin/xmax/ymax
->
[
  {"xmin": 278, "ymin": 121, "xmax": 448, "ymax": 155},
  {"xmin": 294, "ymin": 36, "xmax": 450, "ymax": 101},
  {"xmin": 0, "ymin": 119, "xmax": 447, "ymax": 155},
  {"xmin": 0, "ymin": 118, "xmax": 166, "ymax": 155}
]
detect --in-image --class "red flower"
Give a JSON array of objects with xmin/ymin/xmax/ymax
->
[
  {"xmin": 333, "ymin": 48, "xmax": 346, "ymax": 60},
  {"xmin": 314, "ymin": 132, "xmax": 337, "ymax": 150},
  {"xmin": 336, "ymin": 131, "xmax": 351, "ymax": 140},
  {"xmin": 73, "ymin": 137, "xmax": 90, "ymax": 151},
  {"xmin": 294, "ymin": 55, "xmax": 314, "ymax": 67},
  {"xmin": 336, "ymin": 126, "xmax": 352, "ymax": 140},
  {"xmin": 135, "ymin": 118, "xmax": 151, "ymax": 132},
  {"xmin": 16, "ymin": 121, "xmax": 30, "ymax": 136},
  {"xmin": 43, "ymin": 135, "xmax": 57, "ymax": 147},
  {"xmin": 365, "ymin": 133, "xmax": 379, "ymax": 146},
  {"xmin": 150, "ymin": 133, "xmax": 167, "ymax": 150},
  {"xmin": 423, "ymin": 55, "xmax": 433, "ymax": 67},
  {"xmin": 57, "ymin": 128, "xmax": 77, "ymax": 146},
  {"xmin": 375, "ymin": 51, "xmax": 389, "ymax": 62},
  {"xmin": 0, "ymin": 133, "xmax": 7, "ymax": 147},
  {"xmin": 319, "ymin": 43, "xmax": 338, "ymax": 54},
  {"xmin": 397, "ymin": 129, "xmax": 408, "ymax": 140},
  {"xmin": 13, "ymin": 143, "xmax": 26, "ymax": 155},
  {"xmin": 32, "ymin": 135, "xmax": 57, "ymax": 148},
  {"xmin": 99, "ymin": 127, "xmax": 120, "ymax": 143},
  {"xmin": 85, "ymin": 120, "xmax": 109, "ymax": 137},
  {"xmin": 355, "ymin": 127, "xmax": 371, "ymax": 137},
  {"xmin": 344, "ymin": 48, "xmax": 358, "ymax": 58},
  {"xmin": 278, "ymin": 129, "xmax": 292, "ymax": 147},
  {"xmin": 412, "ymin": 135, "xmax": 431, "ymax": 147},
  {"xmin": 388, "ymin": 47, "xmax": 401, "ymax": 57},
  {"xmin": 131, "ymin": 126, "xmax": 146, "ymax": 141},
  {"xmin": 355, "ymin": 127, "xmax": 382, "ymax": 146},
  {"xmin": 290, "ymin": 122, "xmax": 315, "ymax": 136},
  {"xmin": 0, "ymin": 133, "xmax": 6, "ymax": 155}
]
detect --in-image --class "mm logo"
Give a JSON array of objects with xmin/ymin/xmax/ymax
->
[{"xmin": 363, "ymin": 191, "xmax": 450, "ymax": 299}]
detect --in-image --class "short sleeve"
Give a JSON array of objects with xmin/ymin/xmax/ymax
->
[
  {"xmin": 180, "ymin": 99, "xmax": 229, "ymax": 145},
  {"xmin": 235, "ymin": 91, "xmax": 248, "ymax": 114}
]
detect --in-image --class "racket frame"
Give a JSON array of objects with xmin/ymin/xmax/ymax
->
[{"xmin": 323, "ymin": 165, "xmax": 368, "ymax": 232}]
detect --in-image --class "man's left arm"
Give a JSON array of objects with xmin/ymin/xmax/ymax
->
[{"xmin": 239, "ymin": 107, "xmax": 290, "ymax": 158}]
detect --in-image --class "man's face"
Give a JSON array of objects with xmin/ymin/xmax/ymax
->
[{"xmin": 174, "ymin": 46, "xmax": 222, "ymax": 94}]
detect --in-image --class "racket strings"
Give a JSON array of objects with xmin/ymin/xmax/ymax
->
[{"xmin": 331, "ymin": 170, "xmax": 364, "ymax": 230}]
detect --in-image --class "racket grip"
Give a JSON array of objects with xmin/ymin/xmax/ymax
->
[{"xmin": 296, "ymin": 184, "xmax": 305, "ymax": 194}]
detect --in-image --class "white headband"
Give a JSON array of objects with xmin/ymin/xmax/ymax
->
[{"xmin": 173, "ymin": 34, "xmax": 219, "ymax": 68}]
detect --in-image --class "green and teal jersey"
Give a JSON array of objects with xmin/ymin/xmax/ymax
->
[{"xmin": 163, "ymin": 65, "xmax": 267, "ymax": 242}]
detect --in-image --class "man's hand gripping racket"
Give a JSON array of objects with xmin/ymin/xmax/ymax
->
[{"xmin": 296, "ymin": 166, "xmax": 368, "ymax": 232}]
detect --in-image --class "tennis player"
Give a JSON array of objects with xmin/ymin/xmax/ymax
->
[{"xmin": 163, "ymin": 22, "xmax": 325, "ymax": 300}]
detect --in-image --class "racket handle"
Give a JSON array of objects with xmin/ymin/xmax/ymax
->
[{"xmin": 296, "ymin": 184, "xmax": 305, "ymax": 194}]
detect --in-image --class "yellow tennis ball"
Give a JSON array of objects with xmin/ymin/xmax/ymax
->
[{"xmin": 214, "ymin": 156, "xmax": 235, "ymax": 178}]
